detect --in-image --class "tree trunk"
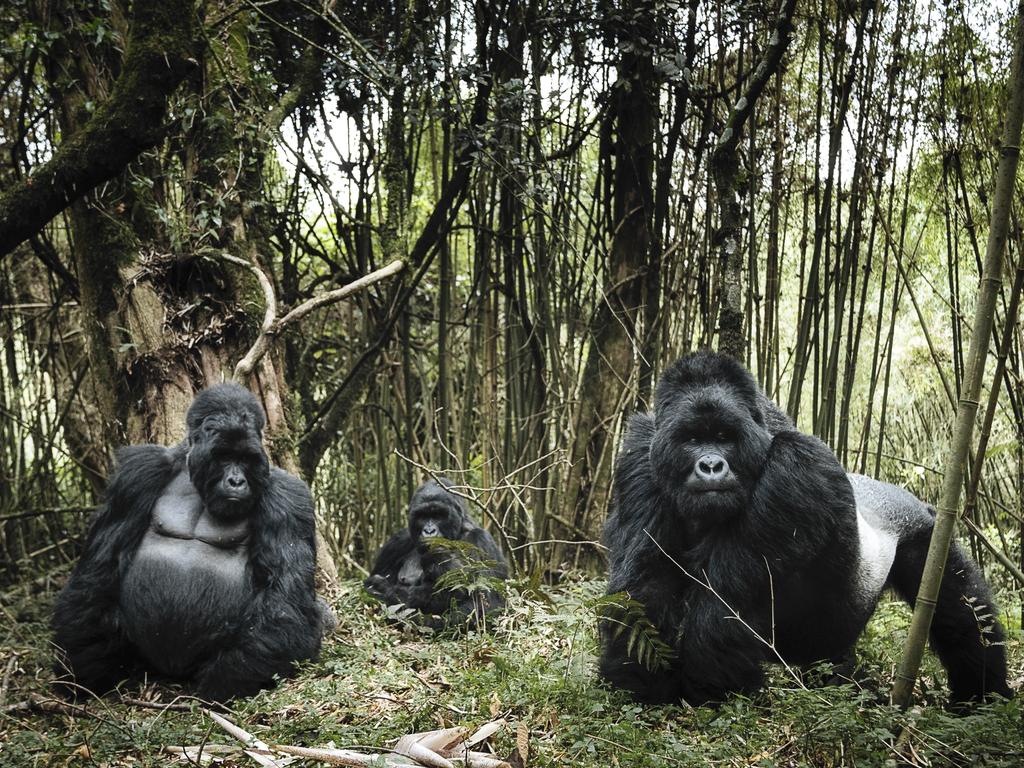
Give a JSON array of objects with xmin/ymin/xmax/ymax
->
[
  {"xmin": 0, "ymin": 0, "xmax": 195, "ymax": 258},
  {"xmin": 712, "ymin": 0, "xmax": 797, "ymax": 360},
  {"xmin": 565, "ymin": 0, "xmax": 655, "ymax": 542}
]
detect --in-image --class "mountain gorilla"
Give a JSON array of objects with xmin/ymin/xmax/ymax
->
[
  {"xmin": 52, "ymin": 383, "xmax": 333, "ymax": 701},
  {"xmin": 600, "ymin": 351, "xmax": 1012, "ymax": 706},
  {"xmin": 365, "ymin": 478, "xmax": 508, "ymax": 629}
]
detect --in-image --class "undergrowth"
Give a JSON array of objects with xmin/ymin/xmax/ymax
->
[{"xmin": 1, "ymin": 577, "xmax": 1021, "ymax": 767}]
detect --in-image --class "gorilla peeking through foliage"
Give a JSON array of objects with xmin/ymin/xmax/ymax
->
[
  {"xmin": 52, "ymin": 383, "xmax": 333, "ymax": 702},
  {"xmin": 600, "ymin": 351, "xmax": 1012, "ymax": 706},
  {"xmin": 365, "ymin": 478, "xmax": 508, "ymax": 629}
]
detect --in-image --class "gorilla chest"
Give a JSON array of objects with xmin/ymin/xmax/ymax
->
[
  {"xmin": 135, "ymin": 472, "xmax": 250, "ymax": 570},
  {"xmin": 121, "ymin": 472, "xmax": 252, "ymax": 671}
]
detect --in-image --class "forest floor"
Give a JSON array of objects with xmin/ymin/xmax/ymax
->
[{"xmin": 1, "ymin": 576, "xmax": 1021, "ymax": 767}]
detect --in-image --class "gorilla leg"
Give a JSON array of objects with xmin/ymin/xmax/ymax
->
[
  {"xmin": 195, "ymin": 619, "xmax": 322, "ymax": 702},
  {"xmin": 888, "ymin": 529, "xmax": 1012, "ymax": 702}
]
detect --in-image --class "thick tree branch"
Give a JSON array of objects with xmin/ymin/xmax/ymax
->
[
  {"xmin": 229, "ymin": 258, "xmax": 406, "ymax": 382},
  {"xmin": 0, "ymin": 0, "xmax": 196, "ymax": 258},
  {"xmin": 711, "ymin": 0, "xmax": 797, "ymax": 359}
]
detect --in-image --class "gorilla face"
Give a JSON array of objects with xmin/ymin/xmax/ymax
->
[
  {"xmin": 650, "ymin": 356, "xmax": 771, "ymax": 527},
  {"xmin": 409, "ymin": 502, "xmax": 462, "ymax": 540},
  {"xmin": 186, "ymin": 393, "xmax": 270, "ymax": 519},
  {"xmin": 407, "ymin": 479, "xmax": 467, "ymax": 540}
]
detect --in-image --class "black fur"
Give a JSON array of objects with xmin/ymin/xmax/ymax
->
[
  {"xmin": 364, "ymin": 478, "xmax": 508, "ymax": 629},
  {"xmin": 599, "ymin": 351, "xmax": 1012, "ymax": 706},
  {"xmin": 52, "ymin": 383, "xmax": 331, "ymax": 701}
]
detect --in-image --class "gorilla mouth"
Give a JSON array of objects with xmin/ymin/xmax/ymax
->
[
  {"xmin": 208, "ymin": 491, "xmax": 254, "ymax": 518},
  {"xmin": 686, "ymin": 481, "xmax": 742, "ymax": 495},
  {"xmin": 675, "ymin": 484, "xmax": 744, "ymax": 518}
]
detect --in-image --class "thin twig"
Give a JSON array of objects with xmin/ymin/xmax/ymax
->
[{"xmin": 642, "ymin": 528, "xmax": 811, "ymax": 692}]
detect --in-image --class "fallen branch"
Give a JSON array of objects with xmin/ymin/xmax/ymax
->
[
  {"xmin": 397, "ymin": 723, "xmax": 511, "ymax": 768},
  {"xmin": 394, "ymin": 726, "xmax": 469, "ymax": 755},
  {"xmin": 205, "ymin": 717, "xmax": 509, "ymax": 768},
  {"xmin": 400, "ymin": 743, "xmax": 454, "ymax": 768},
  {"xmin": 206, "ymin": 709, "xmax": 287, "ymax": 768},
  {"xmin": 464, "ymin": 720, "xmax": 505, "ymax": 749},
  {"xmin": 270, "ymin": 744, "xmax": 382, "ymax": 766},
  {"xmin": 1, "ymin": 693, "xmax": 93, "ymax": 717}
]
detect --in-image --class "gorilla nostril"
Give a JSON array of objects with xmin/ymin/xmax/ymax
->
[{"xmin": 696, "ymin": 454, "xmax": 728, "ymax": 480}]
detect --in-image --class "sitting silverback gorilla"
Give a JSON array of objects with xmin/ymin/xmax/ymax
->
[
  {"xmin": 600, "ymin": 351, "xmax": 1013, "ymax": 706},
  {"xmin": 365, "ymin": 478, "xmax": 508, "ymax": 629},
  {"xmin": 52, "ymin": 383, "xmax": 333, "ymax": 701}
]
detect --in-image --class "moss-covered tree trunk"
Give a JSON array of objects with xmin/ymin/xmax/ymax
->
[
  {"xmin": 0, "ymin": 0, "xmax": 195, "ymax": 258},
  {"xmin": 21, "ymin": 1, "xmax": 340, "ymax": 584}
]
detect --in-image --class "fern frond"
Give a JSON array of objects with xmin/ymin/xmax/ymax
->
[{"xmin": 594, "ymin": 592, "xmax": 676, "ymax": 673}]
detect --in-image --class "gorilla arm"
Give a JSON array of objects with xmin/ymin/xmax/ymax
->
[
  {"xmin": 52, "ymin": 444, "xmax": 179, "ymax": 694},
  {"xmin": 364, "ymin": 528, "xmax": 418, "ymax": 605},
  {"xmin": 195, "ymin": 469, "xmax": 324, "ymax": 701},
  {"xmin": 599, "ymin": 414, "xmax": 699, "ymax": 702}
]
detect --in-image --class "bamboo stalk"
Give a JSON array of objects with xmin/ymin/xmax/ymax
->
[{"xmin": 891, "ymin": 0, "xmax": 1024, "ymax": 707}]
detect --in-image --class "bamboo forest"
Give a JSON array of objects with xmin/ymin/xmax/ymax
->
[{"xmin": 0, "ymin": 0, "xmax": 1022, "ymax": 765}]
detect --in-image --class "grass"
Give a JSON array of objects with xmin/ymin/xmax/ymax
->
[{"xmin": 1, "ymin": 576, "xmax": 1021, "ymax": 767}]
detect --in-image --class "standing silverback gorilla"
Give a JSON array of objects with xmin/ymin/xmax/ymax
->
[
  {"xmin": 600, "ymin": 351, "xmax": 1012, "ymax": 706},
  {"xmin": 52, "ymin": 383, "xmax": 333, "ymax": 701},
  {"xmin": 365, "ymin": 478, "xmax": 508, "ymax": 629}
]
